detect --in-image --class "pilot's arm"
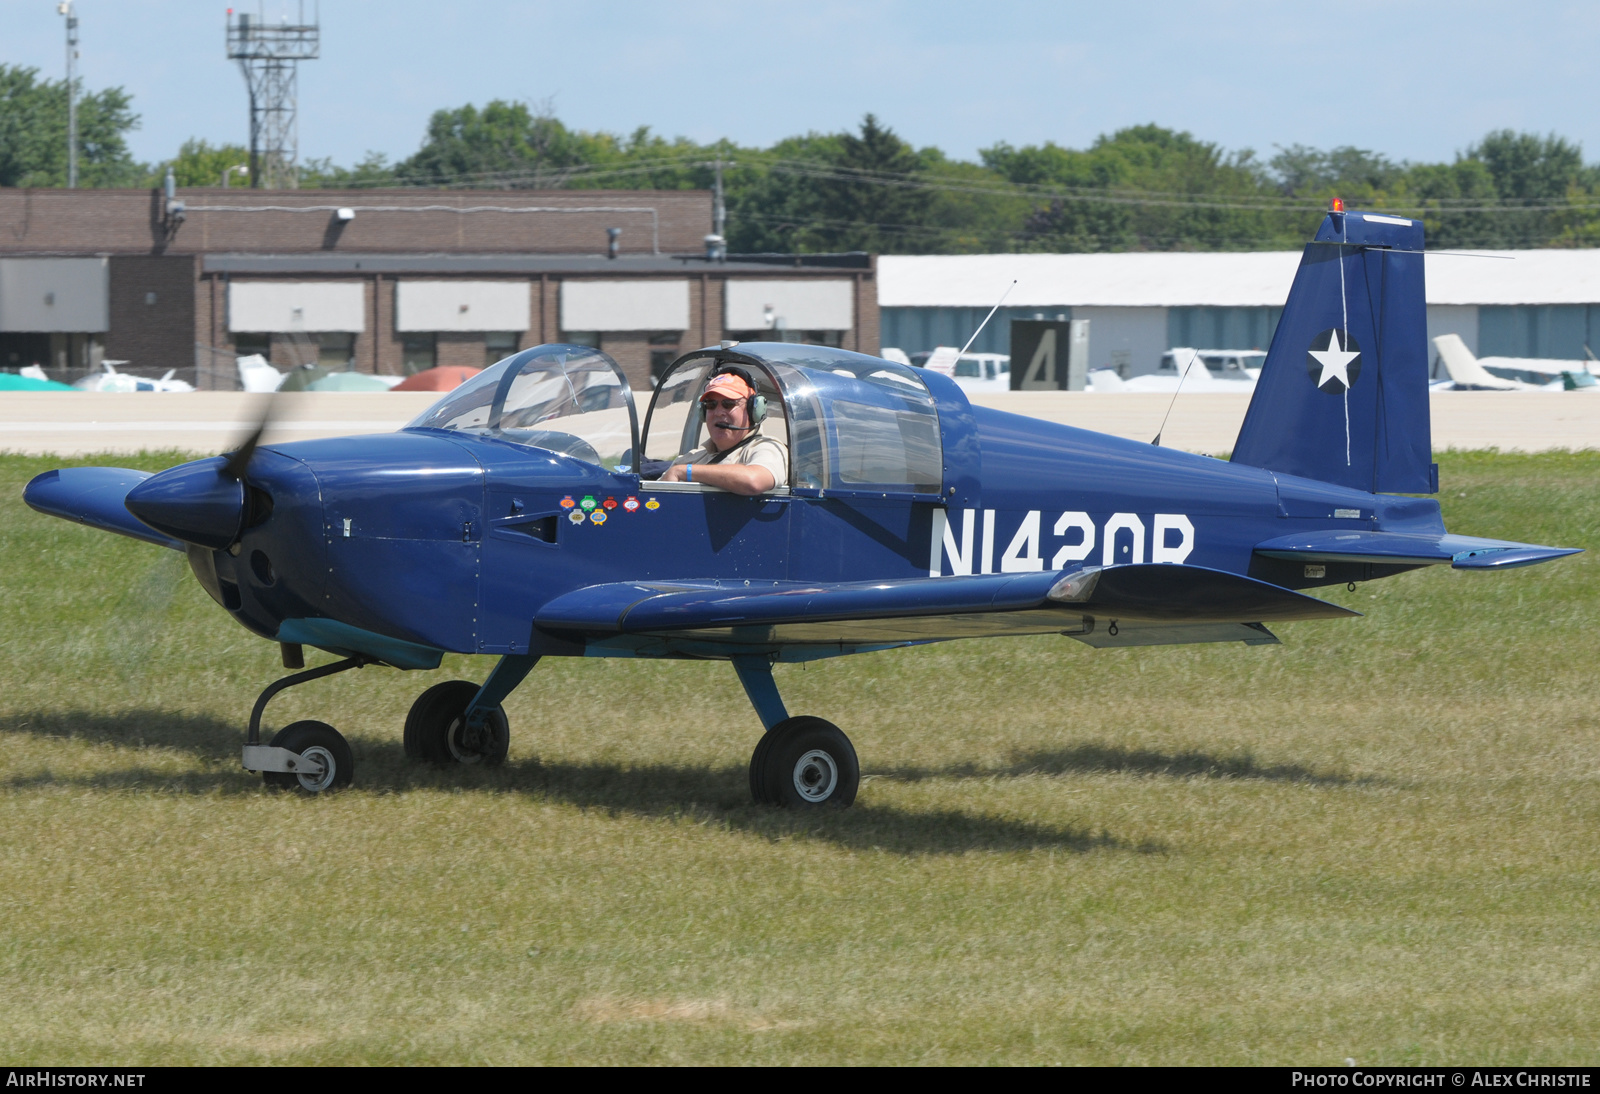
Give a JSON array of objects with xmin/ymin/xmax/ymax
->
[
  {"xmin": 660, "ymin": 437, "xmax": 787, "ymax": 496},
  {"xmin": 659, "ymin": 459, "xmax": 774, "ymax": 495}
]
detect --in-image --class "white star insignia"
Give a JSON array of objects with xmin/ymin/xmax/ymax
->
[{"xmin": 1309, "ymin": 330, "xmax": 1359, "ymax": 390}]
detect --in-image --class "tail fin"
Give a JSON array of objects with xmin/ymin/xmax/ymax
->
[
  {"xmin": 1232, "ymin": 210, "xmax": 1435, "ymax": 493},
  {"xmin": 1432, "ymin": 334, "xmax": 1520, "ymax": 390}
]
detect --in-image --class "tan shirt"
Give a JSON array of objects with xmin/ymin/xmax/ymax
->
[{"xmin": 670, "ymin": 435, "xmax": 789, "ymax": 487}]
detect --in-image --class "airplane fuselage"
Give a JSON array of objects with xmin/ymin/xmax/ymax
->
[{"xmin": 194, "ymin": 401, "xmax": 1439, "ymax": 662}]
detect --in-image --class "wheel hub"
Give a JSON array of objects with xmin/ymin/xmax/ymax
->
[
  {"xmin": 295, "ymin": 745, "xmax": 338, "ymax": 792},
  {"xmin": 792, "ymin": 749, "xmax": 839, "ymax": 802},
  {"xmin": 447, "ymin": 716, "xmax": 497, "ymax": 764}
]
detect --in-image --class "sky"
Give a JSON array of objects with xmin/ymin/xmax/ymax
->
[{"xmin": 4, "ymin": 0, "xmax": 1600, "ymax": 171}]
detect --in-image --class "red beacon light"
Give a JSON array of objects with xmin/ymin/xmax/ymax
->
[{"xmin": 1330, "ymin": 197, "xmax": 1345, "ymax": 212}]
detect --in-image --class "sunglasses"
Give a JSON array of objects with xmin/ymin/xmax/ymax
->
[{"xmin": 701, "ymin": 399, "xmax": 743, "ymax": 411}]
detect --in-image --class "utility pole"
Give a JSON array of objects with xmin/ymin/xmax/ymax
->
[
  {"xmin": 227, "ymin": 4, "xmax": 320, "ymax": 189},
  {"xmin": 700, "ymin": 153, "xmax": 731, "ymax": 260},
  {"xmin": 58, "ymin": 2, "xmax": 78, "ymax": 189}
]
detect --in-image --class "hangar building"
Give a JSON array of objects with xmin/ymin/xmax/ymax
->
[
  {"xmin": 879, "ymin": 251, "xmax": 1600, "ymax": 376},
  {"xmin": 0, "ymin": 188, "xmax": 880, "ymax": 389}
]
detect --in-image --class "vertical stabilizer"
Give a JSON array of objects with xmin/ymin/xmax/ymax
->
[{"xmin": 1232, "ymin": 210, "xmax": 1435, "ymax": 493}]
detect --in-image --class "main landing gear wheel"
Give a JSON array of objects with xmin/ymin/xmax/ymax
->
[
  {"xmin": 263, "ymin": 720, "xmax": 353, "ymax": 793},
  {"xmin": 404, "ymin": 680, "xmax": 509, "ymax": 766},
  {"xmin": 749, "ymin": 717, "xmax": 859, "ymax": 808}
]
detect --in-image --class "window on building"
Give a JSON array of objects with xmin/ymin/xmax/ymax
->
[
  {"xmin": 402, "ymin": 333, "xmax": 437, "ymax": 375},
  {"xmin": 647, "ymin": 331, "xmax": 682, "ymax": 388},
  {"xmin": 649, "ymin": 351, "xmax": 677, "ymax": 387},
  {"xmin": 1166, "ymin": 307, "xmax": 1282, "ymax": 352},
  {"xmin": 233, "ymin": 333, "xmax": 269, "ymax": 359},
  {"xmin": 485, "ymin": 331, "xmax": 520, "ymax": 367},
  {"xmin": 559, "ymin": 331, "xmax": 601, "ymax": 349},
  {"xmin": 317, "ymin": 332, "xmax": 356, "ymax": 371}
]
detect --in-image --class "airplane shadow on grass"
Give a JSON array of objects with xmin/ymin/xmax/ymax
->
[
  {"xmin": 0, "ymin": 707, "xmax": 1362, "ymax": 854},
  {"xmin": 882, "ymin": 743, "xmax": 1377, "ymax": 788}
]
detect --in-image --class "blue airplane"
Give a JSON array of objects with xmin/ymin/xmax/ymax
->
[{"xmin": 23, "ymin": 207, "xmax": 1580, "ymax": 805}]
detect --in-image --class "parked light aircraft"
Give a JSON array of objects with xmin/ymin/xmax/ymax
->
[
  {"xmin": 23, "ymin": 208, "xmax": 1580, "ymax": 805},
  {"xmin": 1432, "ymin": 333, "xmax": 1600, "ymax": 391},
  {"xmin": 65, "ymin": 360, "xmax": 194, "ymax": 393},
  {"xmin": 1090, "ymin": 348, "xmax": 1259, "ymax": 393}
]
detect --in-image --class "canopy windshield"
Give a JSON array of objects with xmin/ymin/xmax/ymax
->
[
  {"xmin": 407, "ymin": 344, "xmax": 639, "ymax": 470},
  {"xmin": 645, "ymin": 342, "xmax": 943, "ymax": 495}
]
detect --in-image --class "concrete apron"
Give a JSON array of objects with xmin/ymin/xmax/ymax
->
[{"xmin": 0, "ymin": 390, "xmax": 1595, "ymax": 458}]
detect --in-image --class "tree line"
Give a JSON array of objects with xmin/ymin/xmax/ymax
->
[{"xmin": 4, "ymin": 61, "xmax": 1599, "ymax": 253}]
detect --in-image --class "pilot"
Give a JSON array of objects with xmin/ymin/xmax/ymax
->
[{"xmin": 659, "ymin": 368, "xmax": 788, "ymax": 496}]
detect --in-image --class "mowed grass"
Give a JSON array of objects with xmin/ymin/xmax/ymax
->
[{"xmin": 0, "ymin": 449, "xmax": 1597, "ymax": 1065}]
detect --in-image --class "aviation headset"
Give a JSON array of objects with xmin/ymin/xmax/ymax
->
[{"xmin": 704, "ymin": 365, "xmax": 768, "ymax": 430}]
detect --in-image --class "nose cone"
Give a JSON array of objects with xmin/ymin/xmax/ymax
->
[{"xmin": 124, "ymin": 456, "xmax": 246, "ymax": 550}]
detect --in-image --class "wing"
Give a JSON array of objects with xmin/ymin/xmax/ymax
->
[
  {"xmin": 534, "ymin": 564, "xmax": 1358, "ymax": 655},
  {"xmin": 1255, "ymin": 530, "xmax": 1581, "ymax": 570},
  {"xmin": 24, "ymin": 467, "xmax": 184, "ymax": 550}
]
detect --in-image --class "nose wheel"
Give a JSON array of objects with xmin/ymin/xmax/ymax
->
[
  {"xmin": 749, "ymin": 716, "xmax": 859, "ymax": 808},
  {"xmin": 242, "ymin": 655, "xmax": 369, "ymax": 793},
  {"xmin": 262, "ymin": 720, "xmax": 354, "ymax": 792}
]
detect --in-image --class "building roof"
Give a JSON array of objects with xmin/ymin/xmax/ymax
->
[
  {"xmin": 201, "ymin": 253, "xmax": 871, "ymax": 276},
  {"xmin": 878, "ymin": 250, "xmax": 1600, "ymax": 308}
]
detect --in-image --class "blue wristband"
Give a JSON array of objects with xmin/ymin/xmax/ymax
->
[{"xmin": 686, "ymin": 463, "xmax": 693, "ymax": 482}]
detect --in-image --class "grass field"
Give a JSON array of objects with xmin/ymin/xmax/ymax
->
[{"xmin": 0, "ymin": 449, "xmax": 1596, "ymax": 1065}]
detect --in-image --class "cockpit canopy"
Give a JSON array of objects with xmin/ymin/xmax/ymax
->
[
  {"xmin": 406, "ymin": 341, "xmax": 946, "ymax": 496},
  {"xmin": 407, "ymin": 345, "xmax": 639, "ymax": 470},
  {"xmin": 646, "ymin": 343, "xmax": 943, "ymax": 496}
]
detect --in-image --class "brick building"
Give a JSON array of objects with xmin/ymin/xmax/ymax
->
[{"xmin": 0, "ymin": 187, "xmax": 880, "ymax": 389}]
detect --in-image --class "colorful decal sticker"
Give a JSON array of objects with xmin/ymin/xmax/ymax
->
[
  {"xmin": 559, "ymin": 495, "xmax": 576, "ymax": 509},
  {"xmin": 568, "ymin": 509, "xmax": 586, "ymax": 525},
  {"xmin": 623, "ymin": 496, "xmax": 640, "ymax": 513},
  {"xmin": 580, "ymin": 495, "xmax": 597, "ymax": 512},
  {"xmin": 602, "ymin": 497, "xmax": 618, "ymax": 510},
  {"xmin": 590, "ymin": 510, "xmax": 607, "ymax": 525},
  {"xmin": 645, "ymin": 497, "xmax": 661, "ymax": 510}
]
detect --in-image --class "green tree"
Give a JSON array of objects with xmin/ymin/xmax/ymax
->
[
  {"xmin": 988, "ymin": 126, "xmax": 1292, "ymax": 251},
  {"xmin": 395, "ymin": 100, "xmax": 592, "ymax": 187},
  {"xmin": 155, "ymin": 138, "xmax": 252, "ymax": 188},
  {"xmin": 301, "ymin": 151, "xmax": 397, "ymax": 189},
  {"xmin": 1271, "ymin": 144, "xmax": 1406, "ymax": 200},
  {"xmin": 808, "ymin": 114, "xmax": 930, "ymax": 252},
  {"xmin": 0, "ymin": 63, "xmax": 141, "ymax": 187}
]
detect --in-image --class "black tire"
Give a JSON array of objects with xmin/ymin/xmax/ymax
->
[
  {"xmin": 756, "ymin": 717, "xmax": 859, "ymax": 808},
  {"xmin": 403, "ymin": 680, "xmax": 509, "ymax": 767},
  {"xmin": 263, "ymin": 719, "xmax": 353, "ymax": 793},
  {"xmin": 748, "ymin": 729, "xmax": 779, "ymax": 804}
]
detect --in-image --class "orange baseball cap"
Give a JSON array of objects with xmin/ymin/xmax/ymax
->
[{"xmin": 701, "ymin": 372, "xmax": 754, "ymax": 401}]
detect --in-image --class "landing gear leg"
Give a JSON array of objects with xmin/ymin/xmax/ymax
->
[
  {"xmin": 733, "ymin": 656, "xmax": 859, "ymax": 809},
  {"xmin": 242, "ymin": 655, "xmax": 370, "ymax": 792}
]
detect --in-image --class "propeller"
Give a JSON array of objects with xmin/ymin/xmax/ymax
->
[
  {"xmin": 124, "ymin": 393, "xmax": 279, "ymax": 550},
  {"xmin": 222, "ymin": 393, "xmax": 277, "ymax": 481}
]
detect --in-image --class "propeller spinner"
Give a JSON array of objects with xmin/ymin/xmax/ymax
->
[{"xmin": 123, "ymin": 399, "xmax": 274, "ymax": 550}]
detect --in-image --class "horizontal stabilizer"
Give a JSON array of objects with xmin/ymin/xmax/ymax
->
[
  {"xmin": 536, "ymin": 564, "xmax": 1354, "ymax": 650},
  {"xmin": 23, "ymin": 467, "xmax": 183, "ymax": 550},
  {"xmin": 1255, "ymin": 530, "xmax": 1581, "ymax": 570}
]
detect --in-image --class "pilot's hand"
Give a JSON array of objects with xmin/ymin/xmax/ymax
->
[{"xmin": 660, "ymin": 463, "xmax": 689, "ymax": 482}]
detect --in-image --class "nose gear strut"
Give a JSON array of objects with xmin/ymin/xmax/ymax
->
[{"xmin": 240, "ymin": 655, "xmax": 371, "ymax": 788}]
